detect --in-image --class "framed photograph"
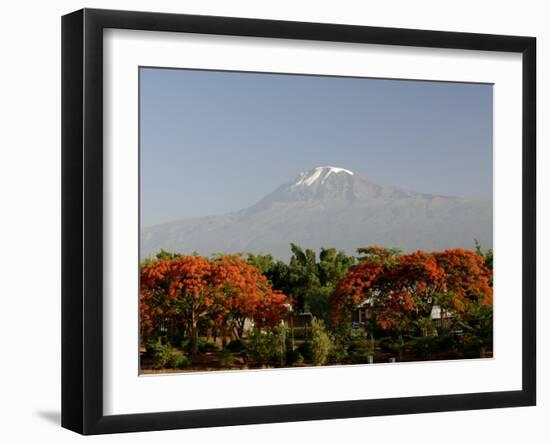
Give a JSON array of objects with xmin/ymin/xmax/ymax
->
[{"xmin": 61, "ymin": 8, "xmax": 536, "ymax": 435}]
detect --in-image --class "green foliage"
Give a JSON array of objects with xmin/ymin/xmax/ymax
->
[
  {"xmin": 310, "ymin": 318, "xmax": 333, "ymax": 365},
  {"xmin": 327, "ymin": 336, "xmax": 348, "ymax": 363},
  {"xmin": 141, "ymin": 249, "xmax": 188, "ymax": 267},
  {"xmin": 297, "ymin": 341, "xmax": 313, "ymax": 362},
  {"xmin": 474, "ymin": 239, "xmax": 493, "ymax": 270},
  {"xmin": 458, "ymin": 303, "xmax": 493, "ymax": 356},
  {"xmin": 285, "ymin": 348, "xmax": 304, "ymax": 365},
  {"xmin": 414, "ymin": 316, "xmax": 437, "ymax": 338},
  {"xmin": 245, "ymin": 253, "xmax": 276, "ymax": 274},
  {"xmin": 318, "ymin": 247, "xmax": 356, "ymax": 286},
  {"xmin": 247, "ymin": 244, "xmax": 354, "ymax": 315},
  {"xmin": 347, "ymin": 332, "xmax": 375, "ymax": 364},
  {"xmin": 226, "ymin": 339, "xmax": 246, "ymax": 353},
  {"xmin": 246, "ymin": 253, "xmax": 291, "ymax": 295},
  {"xmin": 304, "ymin": 286, "xmax": 333, "ymax": 324},
  {"xmin": 356, "ymin": 246, "xmax": 401, "ymax": 264},
  {"xmin": 245, "ymin": 327, "xmax": 286, "ymax": 365},
  {"xmin": 156, "ymin": 249, "xmax": 182, "ymax": 260},
  {"xmin": 219, "ymin": 349, "xmax": 235, "ymax": 368},
  {"xmin": 180, "ymin": 337, "xmax": 220, "ymax": 355},
  {"xmin": 197, "ymin": 338, "xmax": 221, "ymax": 353},
  {"xmin": 150, "ymin": 340, "xmax": 173, "ymax": 369},
  {"xmin": 287, "ymin": 244, "xmax": 321, "ymax": 311},
  {"xmin": 168, "ymin": 351, "xmax": 189, "ymax": 369},
  {"xmin": 484, "ymin": 250, "xmax": 493, "ymax": 271},
  {"xmin": 410, "ymin": 333, "xmax": 458, "ymax": 359},
  {"xmin": 379, "ymin": 335, "xmax": 406, "ymax": 360},
  {"xmin": 411, "ymin": 335, "xmax": 440, "ymax": 358},
  {"xmin": 150, "ymin": 340, "xmax": 189, "ymax": 369}
]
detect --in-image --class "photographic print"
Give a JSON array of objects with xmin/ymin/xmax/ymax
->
[{"xmin": 139, "ymin": 68, "xmax": 494, "ymax": 374}]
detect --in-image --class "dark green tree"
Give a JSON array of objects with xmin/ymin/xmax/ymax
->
[
  {"xmin": 248, "ymin": 245, "xmax": 354, "ymax": 322},
  {"xmin": 474, "ymin": 239, "xmax": 493, "ymax": 270}
]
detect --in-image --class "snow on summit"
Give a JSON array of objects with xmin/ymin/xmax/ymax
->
[
  {"xmin": 293, "ymin": 166, "xmax": 354, "ymax": 187},
  {"xmin": 141, "ymin": 165, "xmax": 493, "ymax": 260}
]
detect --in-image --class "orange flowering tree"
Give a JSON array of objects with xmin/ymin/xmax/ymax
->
[
  {"xmin": 375, "ymin": 251, "xmax": 447, "ymax": 331},
  {"xmin": 140, "ymin": 255, "xmax": 290, "ymax": 355},
  {"xmin": 330, "ymin": 247, "xmax": 493, "ymax": 335},
  {"xmin": 140, "ymin": 256, "xmax": 221, "ymax": 355},
  {"xmin": 432, "ymin": 249, "xmax": 493, "ymax": 309},
  {"xmin": 211, "ymin": 255, "xmax": 290, "ymax": 338}
]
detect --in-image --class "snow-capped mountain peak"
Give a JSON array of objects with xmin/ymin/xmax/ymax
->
[
  {"xmin": 141, "ymin": 166, "xmax": 492, "ymax": 260},
  {"xmin": 293, "ymin": 166, "xmax": 354, "ymax": 187}
]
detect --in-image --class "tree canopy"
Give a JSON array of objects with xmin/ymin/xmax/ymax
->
[
  {"xmin": 140, "ymin": 255, "xmax": 290, "ymax": 354},
  {"xmin": 330, "ymin": 247, "xmax": 493, "ymax": 332}
]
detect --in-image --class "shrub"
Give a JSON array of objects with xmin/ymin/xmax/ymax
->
[
  {"xmin": 150, "ymin": 340, "xmax": 172, "ymax": 369},
  {"xmin": 219, "ymin": 349, "xmax": 235, "ymax": 368},
  {"xmin": 285, "ymin": 348, "xmax": 304, "ymax": 365},
  {"xmin": 297, "ymin": 341, "xmax": 313, "ymax": 362},
  {"xmin": 310, "ymin": 318, "xmax": 332, "ymax": 366},
  {"xmin": 347, "ymin": 336, "xmax": 374, "ymax": 364},
  {"xmin": 179, "ymin": 339, "xmax": 189, "ymax": 352},
  {"xmin": 150, "ymin": 341, "xmax": 189, "ymax": 369},
  {"xmin": 246, "ymin": 328, "xmax": 285, "ymax": 365},
  {"xmin": 379, "ymin": 335, "xmax": 406, "ymax": 361},
  {"xmin": 144, "ymin": 338, "xmax": 160, "ymax": 355},
  {"xmin": 167, "ymin": 350, "xmax": 189, "ymax": 369},
  {"xmin": 197, "ymin": 338, "xmax": 221, "ymax": 352},
  {"xmin": 226, "ymin": 339, "xmax": 246, "ymax": 353},
  {"xmin": 328, "ymin": 337, "xmax": 348, "ymax": 364},
  {"xmin": 378, "ymin": 336, "xmax": 402, "ymax": 353},
  {"xmin": 411, "ymin": 334, "xmax": 440, "ymax": 358},
  {"xmin": 457, "ymin": 303, "xmax": 493, "ymax": 357}
]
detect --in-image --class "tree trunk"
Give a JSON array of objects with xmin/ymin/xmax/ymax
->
[
  {"xmin": 398, "ymin": 333, "xmax": 404, "ymax": 362},
  {"xmin": 190, "ymin": 321, "xmax": 199, "ymax": 356},
  {"xmin": 237, "ymin": 318, "xmax": 245, "ymax": 339},
  {"xmin": 222, "ymin": 325, "xmax": 228, "ymax": 347}
]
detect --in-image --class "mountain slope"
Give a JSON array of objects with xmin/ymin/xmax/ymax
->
[{"xmin": 141, "ymin": 166, "xmax": 492, "ymax": 260}]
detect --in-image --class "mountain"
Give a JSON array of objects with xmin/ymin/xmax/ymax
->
[{"xmin": 141, "ymin": 166, "xmax": 492, "ymax": 260}]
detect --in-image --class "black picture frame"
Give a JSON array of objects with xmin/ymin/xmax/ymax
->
[{"xmin": 62, "ymin": 8, "xmax": 536, "ymax": 435}]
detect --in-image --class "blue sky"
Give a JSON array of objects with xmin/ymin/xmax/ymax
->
[{"xmin": 140, "ymin": 68, "xmax": 493, "ymax": 227}]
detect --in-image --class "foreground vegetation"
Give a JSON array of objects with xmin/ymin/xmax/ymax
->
[{"xmin": 140, "ymin": 243, "xmax": 493, "ymax": 372}]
